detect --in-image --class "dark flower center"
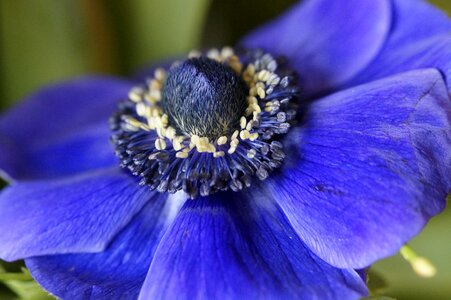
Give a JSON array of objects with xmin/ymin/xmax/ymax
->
[
  {"xmin": 110, "ymin": 47, "xmax": 299, "ymax": 199},
  {"xmin": 161, "ymin": 57, "xmax": 248, "ymax": 140}
]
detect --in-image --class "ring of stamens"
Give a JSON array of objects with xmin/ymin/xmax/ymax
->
[{"xmin": 111, "ymin": 47, "xmax": 298, "ymax": 198}]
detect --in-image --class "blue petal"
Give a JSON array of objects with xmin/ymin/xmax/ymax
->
[
  {"xmin": 348, "ymin": 0, "xmax": 451, "ymax": 91},
  {"xmin": 0, "ymin": 168, "xmax": 156, "ymax": 261},
  {"xmin": 25, "ymin": 193, "xmax": 185, "ymax": 300},
  {"xmin": 139, "ymin": 192, "xmax": 367, "ymax": 300},
  {"xmin": 387, "ymin": 0, "xmax": 451, "ymax": 42},
  {"xmin": 270, "ymin": 69, "xmax": 450, "ymax": 269},
  {"xmin": 241, "ymin": 0, "xmax": 391, "ymax": 96},
  {"xmin": 0, "ymin": 76, "xmax": 133, "ymax": 181}
]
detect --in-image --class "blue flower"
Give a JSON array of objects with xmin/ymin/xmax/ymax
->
[{"xmin": 0, "ymin": 0, "xmax": 450, "ymax": 299}]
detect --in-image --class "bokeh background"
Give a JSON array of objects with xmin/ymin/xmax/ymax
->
[{"xmin": 0, "ymin": 1, "xmax": 450, "ymax": 299}]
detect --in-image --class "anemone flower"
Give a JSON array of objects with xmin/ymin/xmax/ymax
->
[{"xmin": 0, "ymin": 0, "xmax": 450, "ymax": 299}]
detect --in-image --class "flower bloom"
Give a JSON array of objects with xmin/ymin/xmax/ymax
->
[{"xmin": 0, "ymin": 0, "xmax": 450, "ymax": 299}]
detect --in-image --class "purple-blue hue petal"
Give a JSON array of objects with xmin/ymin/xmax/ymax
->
[
  {"xmin": 388, "ymin": 0, "xmax": 451, "ymax": 43},
  {"xmin": 18, "ymin": 121, "xmax": 118, "ymax": 180},
  {"xmin": 139, "ymin": 192, "xmax": 367, "ymax": 300},
  {"xmin": 348, "ymin": 0, "xmax": 451, "ymax": 91},
  {"xmin": 25, "ymin": 193, "xmax": 185, "ymax": 300},
  {"xmin": 0, "ymin": 77, "xmax": 133, "ymax": 181},
  {"xmin": 0, "ymin": 168, "xmax": 156, "ymax": 261},
  {"xmin": 271, "ymin": 69, "xmax": 450, "ymax": 269},
  {"xmin": 242, "ymin": 0, "xmax": 391, "ymax": 96}
]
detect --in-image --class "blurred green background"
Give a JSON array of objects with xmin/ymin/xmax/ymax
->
[{"xmin": 0, "ymin": 0, "xmax": 450, "ymax": 299}]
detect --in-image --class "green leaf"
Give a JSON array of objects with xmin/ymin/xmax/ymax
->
[
  {"xmin": 0, "ymin": 268, "xmax": 32, "ymax": 282},
  {"xmin": 0, "ymin": 265, "xmax": 54, "ymax": 300},
  {"xmin": 3, "ymin": 280, "xmax": 54, "ymax": 300}
]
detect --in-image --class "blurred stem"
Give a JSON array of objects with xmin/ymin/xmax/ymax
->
[
  {"xmin": 80, "ymin": 0, "xmax": 119, "ymax": 74},
  {"xmin": 0, "ymin": 268, "xmax": 31, "ymax": 281},
  {"xmin": 111, "ymin": 0, "xmax": 212, "ymax": 72},
  {"xmin": 0, "ymin": 0, "xmax": 90, "ymax": 108}
]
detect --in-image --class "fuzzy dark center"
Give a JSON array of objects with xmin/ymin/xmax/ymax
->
[{"xmin": 161, "ymin": 57, "xmax": 248, "ymax": 140}]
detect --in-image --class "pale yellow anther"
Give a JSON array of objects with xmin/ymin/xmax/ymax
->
[
  {"xmin": 246, "ymin": 121, "xmax": 254, "ymax": 131},
  {"xmin": 188, "ymin": 50, "xmax": 201, "ymax": 58},
  {"xmin": 257, "ymin": 87, "xmax": 266, "ymax": 99},
  {"xmin": 229, "ymin": 61, "xmax": 243, "ymax": 74},
  {"xmin": 196, "ymin": 139, "xmax": 216, "ymax": 153},
  {"xmin": 252, "ymin": 103, "xmax": 261, "ymax": 113},
  {"xmin": 176, "ymin": 151, "xmax": 189, "ymax": 159},
  {"xmin": 221, "ymin": 47, "xmax": 234, "ymax": 59},
  {"xmin": 207, "ymin": 143, "xmax": 216, "ymax": 153},
  {"xmin": 136, "ymin": 102, "xmax": 147, "ymax": 117},
  {"xmin": 271, "ymin": 77, "xmax": 281, "ymax": 85},
  {"xmin": 195, "ymin": 137, "xmax": 211, "ymax": 152},
  {"xmin": 154, "ymin": 68, "xmax": 166, "ymax": 81},
  {"xmin": 253, "ymin": 111, "xmax": 259, "ymax": 121},
  {"xmin": 267, "ymin": 74, "xmax": 280, "ymax": 85},
  {"xmin": 126, "ymin": 117, "xmax": 149, "ymax": 131},
  {"xmin": 207, "ymin": 49, "xmax": 220, "ymax": 60},
  {"xmin": 129, "ymin": 88, "xmax": 144, "ymax": 102},
  {"xmin": 213, "ymin": 151, "xmax": 225, "ymax": 158},
  {"xmin": 247, "ymin": 96, "xmax": 258, "ymax": 105},
  {"xmin": 123, "ymin": 124, "xmax": 139, "ymax": 132},
  {"xmin": 149, "ymin": 79, "xmax": 161, "ymax": 91},
  {"xmin": 247, "ymin": 149, "xmax": 257, "ymax": 158},
  {"xmin": 240, "ymin": 117, "xmax": 247, "ymax": 129},
  {"xmin": 228, "ymin": 54, "xmax": 240, "ymax": 62},
  {"xmin": 242, "ymin": 75, "xmax": 252, "ymax": 84},
  {"xmin": 228, "ymin": 146, "xmax": 237, "ymax": 154},
  {"xmin": 149, "ymin": 90, "xmax": 161, "ymax": 101},
  {"xmin": 161, "ymin": 114, "xmax": 168, "ymax": 124},
  {"xmin": 155, "ymin": 138, "xmax": 167, "ymax": 150},
  {"xmin": 140, "ymin": 105, "xmax": 152, "ymax": 118},
  {"xmin": 217, "ymin": 136, "xmax": 228, "ymax": 145},
  {"xmin": 250, "ymin": 133, "xmax": 259, "ymax": 141},
  {"xmin": 246, "ymin": 64, "xmax": 255, "ymax": 76},
  {"xmin": 144, "ymin": 95, "xmax": 157, "ymax": 104},
  {"xmin": 240, "ymin": 130, "xmax": 251, "ymax": 140},
  {"xmin": 191, "ymin": 135, "xmax": 200, "ymax": 145},
  {"xmin": 151, "ymin": 108, "xmax": 160, "ymax": 117},
  {"xmin": 172, "ymin": 139, "xmax": 183, "ymax": 151},
  {"xmin": 257, "ymin": 70, "xmax": 270, "ymax": 82},
  {"xmin": 156, "ymin": 128, "xmax": 165, "ymax": 138},
  {"xmin": 165, "ymin": 127, "xmax": 176, "ymax": 139},
  {"xmin": 231, "ymin": 130, "xmax": 239, "ymax": 140},
  {"xmin": 245, "ymin": 107, "xmax": 254, "ymax": 117},
  {"xmin": 183, "ymin": 147, "xmax": 191, "ymax": 153},
  {"xmin": 249, "ymin": 86, "xmax": 257, "ymax": 97},
  {"xmin": 230, "ymin": 139, "xmax": 239, "ymax": 147}
]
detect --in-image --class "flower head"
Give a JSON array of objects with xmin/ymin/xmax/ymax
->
[
  {"xmin": 0, "ymin": 0, "xmax": 450, "ymax": 299},
  {"xmin": 111, "ymin": 49, "xmax": 298, "ymax": 198}
]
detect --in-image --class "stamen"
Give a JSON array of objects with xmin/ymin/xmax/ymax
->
[
  {"xmin": 400, "ymin": 245, "xmax": 437, "ymax": 278},
  {"xmin": 110, "ymin": 47, "xmax": 299, "ymax": 198}
]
